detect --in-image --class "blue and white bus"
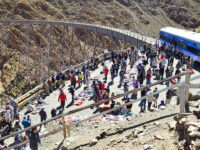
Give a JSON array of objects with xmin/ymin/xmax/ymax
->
[{"xmin": 160, "ymin": 27, "xmax": 200, "ymax": 62}]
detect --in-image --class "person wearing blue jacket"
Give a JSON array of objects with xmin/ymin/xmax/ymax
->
[
  {"xmin": 29, "ymin": 127, "xmax": 41, "ymax": 150},
  {"xmin": 51, "ymin": 75, "xmax": 56, "ymax": 89},
  {"xmin": 22, "ymin": 116, "xmax": 31, "ymax": 135}
]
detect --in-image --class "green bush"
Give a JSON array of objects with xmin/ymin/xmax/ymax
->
[{"xmin": 157, "ymin": 145, "xmax": 166, "ymax": 150}]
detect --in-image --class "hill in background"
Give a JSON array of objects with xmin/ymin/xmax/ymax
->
[{"xmin": 0, "ymin": 0, "xmax": 200, "ymax": 37}]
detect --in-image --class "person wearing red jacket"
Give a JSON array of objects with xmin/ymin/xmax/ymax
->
[
  {"xmin": 58, "ymin": 88, "xmax": 67, "ymax": 111},
  {"xmin": 121, "ymin": 51, "xmax": 124, "ymax": 57},
  {"xmin": 98, "ymin": 82, "xmax": 105, "ymax": 91},
  {"xmin": 104, "ymin": 67, "xmax": 109, "ymax": 80}
]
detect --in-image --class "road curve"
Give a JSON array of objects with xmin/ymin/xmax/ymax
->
[{"xmin": 0, "ymin": 20, "xmax": 156, "ymax": 45}]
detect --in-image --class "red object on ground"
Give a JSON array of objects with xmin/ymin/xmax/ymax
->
[
  {"xmin": 100, "ymin": 104, "xmax": 110, "ymax": 113},
  {"xmin": 74, "ymin": 98, "xmax": 87, "ymax": 106}
]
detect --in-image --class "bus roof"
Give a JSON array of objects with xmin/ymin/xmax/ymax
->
[{"xmin": 160, "ymin": 27, "xmax": 200, "ymax": 44}]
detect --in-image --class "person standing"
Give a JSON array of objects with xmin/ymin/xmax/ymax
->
[
  {"xmin": 169, "ymin": 64, "xmax": 174, "ymax": 75},
  {"xmin": 159, "ymin": 58, "xmax": 166, "ymax": 80},
  {"xmin": 69, "ymin": 86, "xmax": 75, "ymax": 103},
  {"xmin": 39, "ymin": 108, "xmax": 47, "ymax": 124},
  {"xmin": 9, "ymin": 98, "xmax": 18, "ymax": 112},
  {"xmin": 13, "ymin": 120, "xmax": 22, "ymax": 132},
  {"xmin": 146, "ymin": 70, "xmax": 151, "ymax": 85},
  {"xmin": 123, "ymin": 81, "xmax": 129, "ymax": 99},
  {"xmin": 22, "ymin": 116, "xmax": 31, "ymax": 135},
  {"xmin": 81, "ymin": 65, "xmax": 86, "ymax": 84},
  {"xmin": 51, "ymin": 107, "xmax": 57, "ymax": 118},
  {"xmin": 51, "ymin": 75, "xmax": 56, "ymax": 89},
  {"xmin": 85, "ymin": 69, "xmax": 90, "ymax": 87},
  {"xmin": 165, "ymin": 67, "xmax": 171, "ymax": 86},
  {"xmin": 61, "ymin": 73, "xmax": 66, "ymax": 87},
  {"xmin": 119, "ymin": 69, "xmax": 125, "ymax": 84},
  {"xmin": 47, "ymin": 79, "xmax": 53, "ymax": 93},
  {"xmin": 4, "ymin": 103, "xmax": 14, "ymax": 123},
  {"xmin": 190, "ymin": 58, "xmax": 194, "ymax": 68},
  {"xmin": 110, "ymin": 65, "xmax": 115, "ymax": 82},
  {"xmin": 166, "ymin": 89, "xmax": 174, "ymax": 105},
  {"xmin": 56, "ymin": 73, "xmax": 61, "ymax": 88},
  {"xmin": 140, "ymin": 87, "xmax": 147, "ymax": 113},
  {"xmin": 71, "ymin": 74, "xmax": 77, "ymax": 89},
  {"xmin": 78, "ymin": 72, "xmax": 83, "ymax": 86},
  {"xmin": 93, "ymin": 84, "xmax": 100, "ymax": 103},
  {"xmin": 153, "ymin": 87, "xmax": 159, "ymax": 108},
  {"xmin": 58, "ymin": 88, "xmax": 67, "ymax": 111},
  {"xmin": 147, "ymin": 92, "xmax": 154, "ymax": 111},
  {"xmin": 29, "ymin": 127, "xmax": 41, "ymax": 150},
  {"xmin": 4, "ymin": 110, "xmax": 12, "ymax": 134},
  {"xmin": 27, "ymin": 115, "xmax": 31, "ymax": 125},
  {"xmin": 152, "ymin": 58, "xmax": 157, "ymax": 74},
  {"xmin": 104, "ymin": 66, "xmax": 109, "ymax": 81},
  {"xmin": 175, "ymin": 68, "xmax": 181, "ymax": 82}
]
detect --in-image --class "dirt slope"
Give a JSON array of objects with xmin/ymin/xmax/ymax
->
[{"xmin": 1, "ymin": 0, "xmax": 200, "ymax": 36}]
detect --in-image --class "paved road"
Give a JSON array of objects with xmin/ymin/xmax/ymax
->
[
  {"xmin": 5, "ymin": 50, "xmax": 200, "ymax": 146},
  {"xmin": 18, "ymin": 54, "xmax": 200, "ymax": 126}
]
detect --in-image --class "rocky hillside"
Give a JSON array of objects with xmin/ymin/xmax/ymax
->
[
  {"xmin": 1, "ymin": 0, "xmax": 200, "ymax": 36},
  {"xmin": 0, "ymin": 0, "xmax": 200, "ymax": 103}
]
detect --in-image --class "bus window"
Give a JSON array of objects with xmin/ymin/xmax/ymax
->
[
  {"xmin": 187, "ymin": 45, "xmax": 200, "ymax": 56},
  {"xmin": 176, "ymin": 40, "xmax": 187, "ymax": 49}
]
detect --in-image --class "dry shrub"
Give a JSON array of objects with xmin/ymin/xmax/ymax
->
[
  {"xmin": 14, "ymin": 0, "xmax": 32, "ymax": 13},
  {"xmin": 34, "ymin": 1, "xmax": 57, "ymax": 16},
  {"xmin": 8, "ymin": 29, "xmax": 21, "ymax": 50}
]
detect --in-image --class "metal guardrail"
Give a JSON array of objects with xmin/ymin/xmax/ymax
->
[{"xmin": 0, "ymin": 20, "xmax": 156, "ymax": 45}]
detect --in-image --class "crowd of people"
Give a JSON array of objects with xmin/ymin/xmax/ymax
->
[{"xmin": 0, "ymin": 41, "xmax": 195, "ymax": 150}]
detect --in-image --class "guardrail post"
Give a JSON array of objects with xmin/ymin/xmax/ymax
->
[
  {"xmin": 47, "ymin": 30, "xmax": 51, "ymax": 78},
  {"xmin": 134, "ymin": 36, "xmax": 136, "ymax": 46},
  {"xmin": 62, "ymin": 115, "xmax": 67, "ymax": 139},
  {"xmin": 67, "ymin": 126, "xmax": 71, "ymax": 137},
  {"xmin": 123, "ymin": 36, "xmax": 126, "ymax": 50},
  {"xmin": 185, "ymin": 73, "xmax": 191, "ymax": 112},
  {"xmin": 179, "ymin": 86, "xmax": 186, "ymax": 113},
  {"xmin": 43, "ymin": 82, "xmax": 49, "ymax": 96},
  {"xmin": 93, "ymin": 31, "xmax": 98, "ymax": 58}
]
